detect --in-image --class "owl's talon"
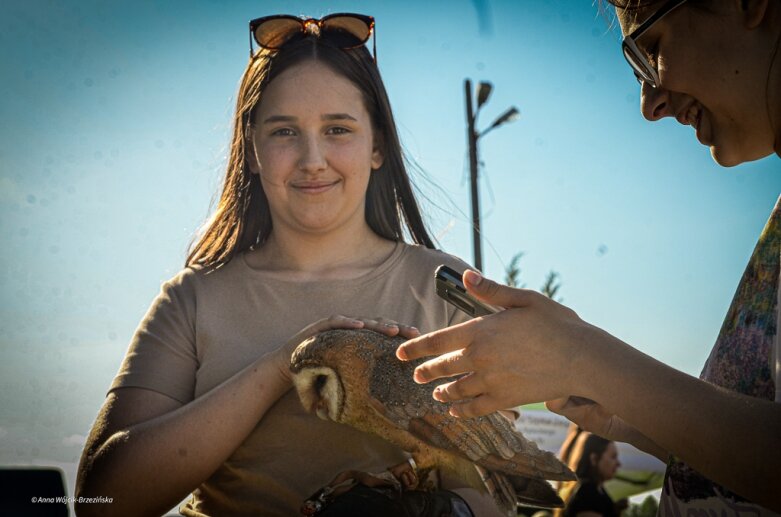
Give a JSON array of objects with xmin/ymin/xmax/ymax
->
[
  {"xmin": 330, "ymin": 481, "xmax": 356, "ymax": 497},
  {"xmin": 387, "ymin": 459, "xmax": 419, "ymax": 490}
]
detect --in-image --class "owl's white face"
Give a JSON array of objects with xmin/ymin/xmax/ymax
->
[{"xmin": 292, "ymin": 366, "xmax": 344, "ymax": 422}]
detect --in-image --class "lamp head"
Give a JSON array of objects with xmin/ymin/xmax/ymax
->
[
  {"xmin": 492, "ymin": 106, "xmax": 520, "ymax": 127},
  {"xmin": 476, "ymin": 81, "xmax": 493, "ymax": 109}
]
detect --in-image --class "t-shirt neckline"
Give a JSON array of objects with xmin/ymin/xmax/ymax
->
[{"xmin": 238, "ymin": 240, "xmax": 407, "ymax": 288}]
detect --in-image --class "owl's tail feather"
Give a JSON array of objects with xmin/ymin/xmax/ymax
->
[
  {"xmin": 479, "ymin": 451, "xmax": 576, "ymax": 482},
  {"xmin": 476, "ymin": 464, "xmax": 566, "ymax": 513},
  {"xmin": 508, "ymin": 475, "xmax": 565, "ymax": 508},
  {"xmin": 475, "ymin": 465, "xmax": 517, "ymax": 517}
]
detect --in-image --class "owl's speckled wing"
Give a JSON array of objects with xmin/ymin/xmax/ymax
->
[
  {"xmin": 362, "ymin": 331, "xmax": 574, "ymax": 483},
  {"xmin": 291, "ymin": 329, "xmax": 575, "ymax": 513}
]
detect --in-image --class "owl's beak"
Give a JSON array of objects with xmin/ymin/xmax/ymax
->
[
  {"xmin": 315, "ymin": 399, "xmax": 330, "ymax": 421},
  {"xmin": 292, "ymin": 366, "xmax": 344, "ymax": 422}
]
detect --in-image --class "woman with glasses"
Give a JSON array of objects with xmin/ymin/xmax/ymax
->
[
  {"xmin": 74, "ymin": 14, "xmax": 497, "ymax": 517},
  {"xmin": 398, "ymin": 0, "xmax": 781, "ymax": 514}
]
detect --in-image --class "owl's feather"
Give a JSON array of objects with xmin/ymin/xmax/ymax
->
[{"xmin": 290, "ymin": 329, "xmax": 576, "ymax": 516}]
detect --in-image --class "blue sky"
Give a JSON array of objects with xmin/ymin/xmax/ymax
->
[{"xmin": 1, "ymin": 0, "xmax": 778, "ymax": 504}]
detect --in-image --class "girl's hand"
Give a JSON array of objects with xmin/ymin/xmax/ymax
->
[{"xmin": 272, "ymin": 315, "xmax": 421, "ymax": 383}]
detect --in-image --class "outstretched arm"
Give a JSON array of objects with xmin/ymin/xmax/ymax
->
[{"xmin": 397, "ymin": 270, "xmax": 781, "ymax": 511}]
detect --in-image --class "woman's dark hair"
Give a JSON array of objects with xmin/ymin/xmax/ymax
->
[
  {"xmin": 604, "ymin": 0, "xmax": 660, "ymax": 7},
  {"xmin": 598, "ymin": 0, "xmax": 713, "ymax": 22},
  {"xmin": 187, "ymin": 36, "xmax": 434, "ymax": 268},
  {"xmin": 602, "ymin": 0, "xmax": 730, "ymax": 8},
  {"xmin": 573, "ymin": 433, "xmax": 612, "ymax": 483},
  {"xmin": 555, "ymin": 432, "xmax": 614, "ymax": 517},
  {"xmin": 596, "ymin": 0, "xmax": 667, "ymax": 26}
]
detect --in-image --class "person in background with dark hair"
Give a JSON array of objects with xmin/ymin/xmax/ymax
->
[
  {"xmin": 74, "ymin": 14, "xmax": 496, "ymax": 517},
  {"xmin": 397, "ymin": 0, "xmax": 781, "ymax": 514},
  {"xmin": 557, "ymin": 433, "xmax": 623, "ymax": 517}
]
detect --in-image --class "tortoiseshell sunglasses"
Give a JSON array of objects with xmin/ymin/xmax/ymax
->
[{"xmin": 248, "ymin": 13, "xmax": 376, "ymax": 61}]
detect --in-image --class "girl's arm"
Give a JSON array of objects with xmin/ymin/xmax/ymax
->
[
  {"xmin": 75, "ymin": 316, "xmax": 414, "ymax": 517},
  {"xmin": 75, "ymin": 349, "xmax": 291, "ymax": 517}
]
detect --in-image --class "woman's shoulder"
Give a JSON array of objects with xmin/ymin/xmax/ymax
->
[
  {"xmin": 397, "ymin": 243, "xmax": 472, "ymax": 274},
  {"xmin": 159, "ymin": 259, "xmax": 244, "ymax": 295},
  {"xmin": 572, "ymin": 480, "xmax": 601, "ymax": 498},
  {"xmin": 565, "ymin": 481, "xmax": 610, "ymax": 517}
]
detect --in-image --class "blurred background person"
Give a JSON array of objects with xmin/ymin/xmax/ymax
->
[{"xmin": 557, "ymin": 430, "xmax": 626, "ymax": 517}]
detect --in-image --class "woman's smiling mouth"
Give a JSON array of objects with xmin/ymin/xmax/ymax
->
[
  {"xmin": 291, "ymin": 180, "xmax": 341, "ymax": 194},
  {"xmin": 677, "ymin": 103, "xmax": 711, "ymax": 146}
]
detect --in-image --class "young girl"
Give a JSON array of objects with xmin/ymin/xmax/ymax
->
[{"xmin": 75, "ymin": 14, "xmax": 492, "ymax": 517}]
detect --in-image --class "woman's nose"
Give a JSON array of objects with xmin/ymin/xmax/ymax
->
[
  {"xmin": 640, "ymin": 81, "xmax": 672, "ymax": 121},
  {"xmin": 298, "ymin": 136, "xmax": 327, "ymax": 173}
]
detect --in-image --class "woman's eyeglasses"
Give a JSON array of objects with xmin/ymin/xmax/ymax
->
[
  {"xmin": 621, "ymin": 0, "xmax": 687, "ymax": 88},
  {"xmin": 248, "ymin": 13, "xmax": 376, "ymax": 61}
]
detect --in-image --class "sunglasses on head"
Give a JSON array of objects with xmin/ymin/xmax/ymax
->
[{"xmin": 248, "ymin": 13, "xmax": 376, "ymax": 61}]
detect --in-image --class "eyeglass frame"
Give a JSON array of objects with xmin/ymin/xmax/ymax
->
[
  {"xmin": 247, "ymin": 13, "xmax": 376, "ymax": 61},
  {"xmin": 621, "ymin": 0, "xmax": 687, "ymax": 88}
]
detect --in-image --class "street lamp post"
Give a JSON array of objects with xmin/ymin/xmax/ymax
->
[
  {"xmin": 465, "ymin": 80, "xmax": 482, "ymax": 272},
  {"xmin": 464, "ymin": 78, "xmax": 520, "ymax": 272}
]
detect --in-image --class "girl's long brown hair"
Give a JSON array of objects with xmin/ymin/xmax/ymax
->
[{"xmin": 187, "ymin": 36, "xmax": 434, "ymax": 269}]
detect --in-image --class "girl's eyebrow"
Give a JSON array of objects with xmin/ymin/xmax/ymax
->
[
  {"xmin": 262, "ymin": 115, "xmax": 295, "ymax": 124},
  {"xmin": 262, "ymin": 113, "xmax": 357, "ymax": 124},
  {"xmin": 322, "ymin": 113, "xmax": 357, "ymax": 121}
]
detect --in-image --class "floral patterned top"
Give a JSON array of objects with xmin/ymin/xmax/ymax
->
[{"xmin": 659, "ymin": 196, "xmax": 781, "ymax": 516}]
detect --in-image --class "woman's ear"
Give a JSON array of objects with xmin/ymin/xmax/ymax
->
[
  {"xmin": 242, "ymin": 109, "xmax": 263, "ymax": 175},
  {"xmin": 246, "ymin": 151, "xmax": 261, "ymax": 175},
  {"xmin": 245, "ymin": 130, "xmax": 262, "ymax": 175},
  {"xmin": 371, "ymin": 147, "xmax": 384, "ymax": 170},
  {"xmin": 590, "ymin": 452, "xmax": 599, "ymax": 466},
  {"xmin": 371, "ymin": 134, "xmax": 385, "ymax": 170},
  {"xmin": 740, "ymin": 0, "xmax": 769, "ymax": 29}
]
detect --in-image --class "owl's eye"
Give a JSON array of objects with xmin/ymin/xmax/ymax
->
[{"xmin": 314, "ymin": 374, "xmax": 328, "ymax": 393}]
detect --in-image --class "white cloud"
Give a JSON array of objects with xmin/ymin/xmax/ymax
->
[{"xmin": 62, "ymin": 434, "xmax": 86, "ymax": 447}]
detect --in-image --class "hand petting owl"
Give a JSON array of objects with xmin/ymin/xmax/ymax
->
[{"xmin": 290, "ymin": 329, "xmax": 576, "ymax": 516}]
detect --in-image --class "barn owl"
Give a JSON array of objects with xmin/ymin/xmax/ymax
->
[{"xmin": 290, "ymin": 329, "xmax": 576, "ymax": 515}]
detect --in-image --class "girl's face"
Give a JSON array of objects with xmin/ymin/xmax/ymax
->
[
  {"xmin": 594, "ymin": 442, "xmax": 621, "ymax": 482},
  {"xmin": 618, "ymin": 2, "xmax": 777, "ymax": 166},
  {"xmin": 250, "ymin": 61, "xmax": 383, "ymax": 237}
]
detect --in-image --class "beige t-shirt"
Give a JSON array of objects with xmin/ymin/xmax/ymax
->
[{"xmin": 110, "ymin": 242, "xmax": 471, "ymax": 516}]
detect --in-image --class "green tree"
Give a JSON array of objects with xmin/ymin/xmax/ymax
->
[
  {"xmin": 504, "ymin": 252, "xmax": 562, "ymax": 301},
  {"xmin": 541, "ymin": 271, "xmax": 562, "ymax": 302},
  {"xmin": 504, "ymin": 252, "xmax": 525, "ymax": 288}
]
